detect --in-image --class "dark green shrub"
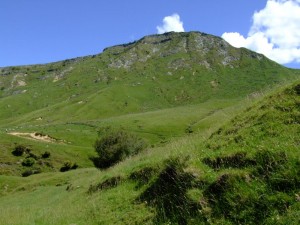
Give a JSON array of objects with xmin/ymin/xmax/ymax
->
[
  {"xmin": 60, "ymin": 161, "xmax": 78, "ymax": 172},
  {"xmin": 22, "ymin": 170, "xmax": 34, "ymax": 177},
  {"xmin": 22, "ymin": 158, "xmax": 35, "ymax": 167},
  {"xmin": 91, "ymin": 129, "xmax": 147, "ymax": 169},
  {"xmin": 27, "ymin": 152, "xmax": 39, "ymax": 160},
  {"xmin": 71, "ymin": 163, "xmax": 78, "ymax": 170},
  {"xmin": 12, "ymin": 145, "xmax": 28, "ymax": 156},
  {"xmin": 41, "ymin": 151, "xmax": 51, "ymax": 158},
  {"xmin": 21, "ymin": 169, "xmax": 41, "ymax": 177},
  {"xmin": 294, "ymin": 84, "xmax": 300, "ymax": 95},
  {"xmin": 185, "ymin": 125, "xmax": 193, "ymax": 134}
]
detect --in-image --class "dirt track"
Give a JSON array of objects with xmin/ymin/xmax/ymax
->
[{"xmin": 8, "ymin": 132, "xmax": 55, "ymax": 143}]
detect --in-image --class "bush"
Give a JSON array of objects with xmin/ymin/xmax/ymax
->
[
  {"xmin": 12, "ymin": 145, "xmax": 28, "ymax": 156},
  {"xmin": 22, "ymin": 158, "xmax": 36, "ymax": 167},
  {"xmin": 27, "ymin": 152, "xmax": 39, "ymax": 160},
  {"xmin": 41, "ymin": 151, "xmax": 51, "ymax": 158},
  {"xmin": 294, "ymin": 84, "xmax": 300, "ymax": 95},
  {"xmin": 60, "ymin": 161, "xmax": 78, "ymax": 172},
  {"xmin": 22, "ymin": 170, "xmax": 34, "ymax": 177},
  {"xmin": 91, "ymin": 129, "xmax": 147, "ymax": 169},
  {"xmin": 22, "ymin": 169, "xmax": 40, "ymax": 177}
]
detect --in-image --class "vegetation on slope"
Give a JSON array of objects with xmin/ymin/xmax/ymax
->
[
  {"xmin": 0, "ymin": 31, "xmax": 298, "ymax": 175},
  {"xmin": 0, "ymin": 32, "xmax": 296, "ymax": 125},
  {"xmin": 0, "ymin": 31, "xmax": 300, "ymax": 224},
  {"xmin": 86, "ymin": 81, "xmax": 300, "ymax": 224},
  {"xmin": 197, "ymin": 82, "xmax": 300, "ymax": 224},
  {"xmin": 91, "ymin": 128, "xmax": 147, "ymax": 168},
  {"xmin": 0, "ymin": 79, "xmax": 299, "ymax": 225}
]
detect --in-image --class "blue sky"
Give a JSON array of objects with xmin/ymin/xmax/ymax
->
[{"xmin": 1, "ymin": 0, "xmax": 299, "ymax": 68}]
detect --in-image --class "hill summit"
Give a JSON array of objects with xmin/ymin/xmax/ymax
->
[
  {"xmin": 103, "ymin": 31, "xmax": 264, "ymax": 69},
  {"xmin": 0, "ymin": 32, "xmax": 296, "ymax": 124},
  {"xmin": 0, "ymin": 31, "xmax": 298, "ymax": 176}
]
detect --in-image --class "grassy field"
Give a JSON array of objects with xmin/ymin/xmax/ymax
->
[
  {"xmin": 1, "ymin": 32, "xmax": 298, "ymax": 175},
  {"xmin": 0, "ymin": 32, "xmax": 300, "ymax": 224},
  {"xmin": 0, "ymin": 80, "xmax": 299, "ymax": 224},
  {"xmin": 0, "ymin": 97, "xmax": 244, "ymax": 176}
]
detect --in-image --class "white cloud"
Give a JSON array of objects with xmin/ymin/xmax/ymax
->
[
  {"xmin": 157, "ymin": 14, "xmax": 185, "ymax": 34},
  {"xmin": 222, "ymin": 0, "xmax": 300, "ymax": 64}
]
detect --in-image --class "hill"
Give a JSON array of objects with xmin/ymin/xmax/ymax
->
[
  {"xmin": 0, "ymin": 31, "xmax": 300, "ymax": 224},
  {"xmin": 0, "ymin": 31, "xmax": 296, "ymax": 124},
  {"xmin": 0, "ymin": 31, "xmax": 298, "ymax": 176},
  {"xmin": 0, "ymin": 73, "xmax": 299, "ymax": 224}
]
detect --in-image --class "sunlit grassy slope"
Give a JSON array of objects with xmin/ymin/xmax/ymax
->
[
  {"xmin": 0, "ymin": 31, "xmax": 298, "ymax": 175},
  {"xmin": 0, "ymin": 77, "xmax": 299, "ymax": 225},
  {"xmin": 0, "ymin": 31, "xmax": 300, "ymax": 224},
  {"xmin": 0, "ymin": 31, "xmax": 297, "ymax": 127}
]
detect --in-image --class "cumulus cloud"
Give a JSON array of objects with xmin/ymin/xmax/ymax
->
[
  {"xmin": 222, "ymin": 0, "xmax": 300, "ymax": 64},
  {"xmin": 157, "ymin": 14, "xmax": 185, "ymax": 34}
]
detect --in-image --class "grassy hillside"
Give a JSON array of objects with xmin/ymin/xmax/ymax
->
[
  {"xmin": 0, "ymin": 32, "xmax": 296, "ymax": 126},
  {"xmin": 0, "ymin": 76, "xmax": 299, "ymax": 225},
  {"xmin": 0, "ymin": 31, "xmax": 298, "ymax": 176},
  {"xmin": 0, "ymin": 98, "xmax": 243, "ymax": 176},
  {"xmin": 0, "ymin": 31, "xmax": 300, "ymax": 224}
]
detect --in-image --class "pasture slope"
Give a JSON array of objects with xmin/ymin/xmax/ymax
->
[{"xmin": 0, "ymin": 31, "xmax": 299, "ymax": 224}]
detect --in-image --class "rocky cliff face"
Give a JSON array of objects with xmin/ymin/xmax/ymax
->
[{"xmin": 103, "ymin": 32, "xmax": 264, "ymax": 69}]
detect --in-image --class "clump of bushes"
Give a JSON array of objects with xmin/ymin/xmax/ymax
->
[
  {"xmin": 294, "ymin": 83, "xmax": 300, "ymax": 95},
  {"xmin": 91, "ymin": 128, "xmax": 147, "ymax": 169},
  {"xmin": 22, "ymin": 158, "xmax": 36, "ymax": 167},
  {"xmin": 41, "ymin": 151, "xmax": 51, "ymax": 158},
  {"xmin": 185, "ymin": 125, "xmax": 193, "ymax": 134},
  {"xmin": 11, "ymin": 144, "xmax": 54, "ymax": 176},
  {"xmin": 26, "ymin": 150, "xmax": 39, "ymax": 160},
  {"xmin": 12, "ymin": 145, "xmax": 28, "ymax": 156},
  {"xmin": 60, "ymin": 161, "xmax": 78, "ymax": 172},
  {"xmin": 22, "ymin": 169, "xmax": 41, "ymax": 177}
]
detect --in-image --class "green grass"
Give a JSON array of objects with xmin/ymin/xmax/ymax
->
[
  {"xmin": 1, "ymin": 80, "xmax": 299, "ymax": 224},
  {"xmin": 0, "ymin": 32, "xmax": 300, "ymax": 224},
  {"xmin": 0, "ymin": 98, "xmax": 244, "ymax": 176}
]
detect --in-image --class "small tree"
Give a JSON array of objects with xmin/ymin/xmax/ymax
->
[{"xmin": 91, "ymin": 129, "xmax": 146, "ymax": 169}]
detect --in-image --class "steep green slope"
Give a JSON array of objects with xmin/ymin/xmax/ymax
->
[
  {"xmin": 197, "ymin": 81, "xmax": 300, "ymax": 224},
  {"xmin": 0, "ymin": 32, "xmax": 297, "ymax": 125},
  {"xmin": 0, "ymin": 31, "xmax": 298, "ymax": 175},
  {"xmin": 0, "ymin": 76, "xmax": 299, "ymax": 225}
]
